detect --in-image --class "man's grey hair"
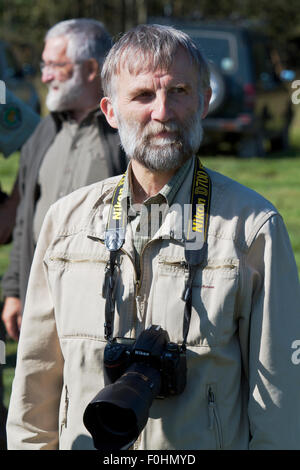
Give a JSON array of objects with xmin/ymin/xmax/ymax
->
[
  {"xmin": 45, "ymin": 18, "xmax": 112, "ymax": 68},
  {"xmin": 101, "ymin": 24, "xmax": 210, "ymax": 99}
]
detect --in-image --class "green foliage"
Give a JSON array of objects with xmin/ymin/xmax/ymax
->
[
  {"xmin": 0, "ymin": 152, "xmax": 19, "ymax": 194},
  {"xmin": 1, "ymin": 0, "xmax": 300, "ymax": 65}
]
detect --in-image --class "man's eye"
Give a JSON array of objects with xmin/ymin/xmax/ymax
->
[
  {"xmin": 171, "ymin": 87, "xmax": 186, "ymax": 94},
  {"xmin": 134, "ymin": 91, "xmax": 153, "ymax": 100}
]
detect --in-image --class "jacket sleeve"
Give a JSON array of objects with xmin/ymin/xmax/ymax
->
[
  {"xmin": 1, "ymin": 115, "xmax": 55, "ymax": 301},
  {"xmin": 239, "ymin": 213, "xmax": 300, "ymax": 449},
  {"xmin": 6, "ymin": 205, "xmax": 64, "ymax": 449},
  {"xmin": 1, "ymin": 145, "xmax": 28, "ymax": 299}
]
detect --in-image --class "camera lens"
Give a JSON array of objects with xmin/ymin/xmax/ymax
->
[
  {"xmin": 95, "ymin": 402, "xmax": 136, "ymax": 436},
  {"xmin": 83, "ymin": 363, "xmax": 161, "ymax": 450}
]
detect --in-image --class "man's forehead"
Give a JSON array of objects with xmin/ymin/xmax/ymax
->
[
  {"xmin": 116, "ymin": 48, "xmax": 197, "ymax": 84},
  {"xmin": 118, "ymin": 58, "xmax": 166, "ymax": 80},
  {"xmin": 119, "ymin": 63, "xmax": 168, "ymax": 81},
  {"xmin": 121, "ymin": 46, "xmax": 190, "ymax": 72},
  {"xmin": 43, "ymin": 35, "xmax": 69, "ymax": 58}
]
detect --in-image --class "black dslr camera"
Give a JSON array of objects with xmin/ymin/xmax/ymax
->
[
  {"xmin": 83, "ymin": 325, "xmax": 186, "ymax": 450},
  {"xmin": 104, "ymin": 325, "xmax": 186, "ymax": 396}
]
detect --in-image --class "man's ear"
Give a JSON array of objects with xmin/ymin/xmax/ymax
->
[
  {"xmin": 201, "ymin": 87, "xmax": 212, "ymax": 119},
  {"xmin": 82, "ymin": 58, "xmax": 100, "ymax": 82},
  {"xmin": 100, "ymin": 97, "xmax": 118, "ymax": 129}
]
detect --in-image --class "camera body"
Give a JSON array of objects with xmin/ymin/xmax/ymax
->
[{"xmin": 104, "ymin": 325, "xmax": 186, "ymax": 397}]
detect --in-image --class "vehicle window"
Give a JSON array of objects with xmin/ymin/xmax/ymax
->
[{"xmin": 184, "ymin": 30, "xmax": 238, "ymax": 73}]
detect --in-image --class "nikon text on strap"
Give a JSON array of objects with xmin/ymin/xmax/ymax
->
[
  {"xmin": 182, "ymin": 156, "xmax": 211, "ymax": 346},
  {"xmin": 103, "ymin": 156, "xmax": 212, "ymax": 345}
]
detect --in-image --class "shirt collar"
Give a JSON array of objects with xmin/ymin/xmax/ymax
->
[
  {"xmin": 120, "ymin": 157, "xmax": 194, "ymax": 211},
  {"xmin": 54, "ymin": 107, "xmax": 100, "ymax": 126}
]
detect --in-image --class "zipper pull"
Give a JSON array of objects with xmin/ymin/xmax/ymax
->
[
  {"xmin": 208, "ymin": 387, "xmax": 215, "ymax": 430},
  {"xmin": 60, "ymin": 386, "xmax": 69, "ymax": 433},
  {"xmin": 65, "ymin": 387, "xmax": 69, "ymax": 427},
  {"xmin": 135, "ymin": 295, "xmax": 143, "ymax": 321},
  {"xmin": 181, "ymin": 263, "xmax": 196, "ymax": 302},
  {"xmin": 135, "ymin": 279, "xmax": 141, "ymax": 295}
]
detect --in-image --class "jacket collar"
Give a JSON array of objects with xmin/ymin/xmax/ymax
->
[{"xmin": 86, "ymin": 157, "xmax": 197, "ymax": 247}]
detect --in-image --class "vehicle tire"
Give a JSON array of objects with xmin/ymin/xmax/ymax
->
[
  {"xmin": 270, "ymin": 126, "xmax": 290, "ymax": 153},
  {"xmin": 207, "ymin": 62, "xmax": 226, "ymax": 115},
  {"xmin": 237, "ymin": 133, "xmax": 266, "ymax": 158}
]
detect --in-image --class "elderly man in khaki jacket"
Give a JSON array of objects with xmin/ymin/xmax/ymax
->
[{"xmin": 7, "ymin": 24, "xmax": 300, "ymax": 450}]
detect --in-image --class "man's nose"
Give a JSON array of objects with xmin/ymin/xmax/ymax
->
[
  {"xmin": 41, "ymin": 68, "xmax": 55, "ymax": 83},
  {"xmin": 151, "ymin": 93, "xmax": 173, "ymax": 122}
]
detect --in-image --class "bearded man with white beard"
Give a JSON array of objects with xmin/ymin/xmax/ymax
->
[
  {"xmin": 1, "ymin": 19, "xmax": 126, "ymax": 342},
  {"xmin": 6, "ymin": 24, "xmax": 300, "ymax": 450}
]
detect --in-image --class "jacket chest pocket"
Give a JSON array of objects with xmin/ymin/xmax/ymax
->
[
  {"xmin": 151, "ymin": 256, "xmax": 239, "ymax": 347},
  {"xmin": 47, "ymin": 248, "xmax": 134, "ymax": 340},
  {"xmin": 47, "ymin": 250, "xmax": 110, "ymax": 339}
]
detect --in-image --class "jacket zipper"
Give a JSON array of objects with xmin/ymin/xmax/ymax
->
[
  {"xmin": 208, "ymin": 386, "xmax": 223, "ymax": 449},
  {"xmin": 204, "ymin": 264, "xmax": 236, "ymax": 270},
  {"xmin": 159, "ymin": 260, "xmax": 236, "ymax": 271},
  {"xmin": 158, "ymin": 260, "xmax": 189, "ymax": 269},
  {"xmin": 91, "ymin": 238, "xmax": 138, "ymax": 290},
  {"xmin": 137, "ymin": 238, "xmax": 159, "ymax": 294},
  {"xmin": 49, "ymin": 256, "xmax": 108, "ymax": 264},
  {"xmin": 119, "ymin": 247, "xmax": 143, "ymax": 327},
  {"xmin": 60, "ymin": 385, "xmax": 69, "ymax": 435}
]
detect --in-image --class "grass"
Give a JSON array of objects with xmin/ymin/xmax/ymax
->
[
  {"xmin": 201, "ymin": 155, "xmax": 300, "ymax": 271},
  {"xmin": 2, "ymin": 339, "xmax": 17, "ymax": 408},
  {"xmin": 1, "ymin": 111, "xmax": 300, "ymax": 412},
  {"xmin": 0, "ymin": 153, "xmax": 19, "ymax": 280},
  {"xmin": 0, "ymin": 152, "xmax": 19, "ymax": 409}
]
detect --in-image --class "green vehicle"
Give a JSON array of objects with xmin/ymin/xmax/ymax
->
[{"xmin": 150, "ymin": 18, "xmax": 295, "ymax": 157}]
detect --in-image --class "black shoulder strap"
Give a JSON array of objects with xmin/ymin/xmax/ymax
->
[{"xmin": 182, "ymin": 157, "xmax": 212, "ymax": 347}]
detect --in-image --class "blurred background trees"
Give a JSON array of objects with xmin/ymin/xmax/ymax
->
[{"xmin": 1, "ymin": 0, "xmax": 300, "ymax": 69}]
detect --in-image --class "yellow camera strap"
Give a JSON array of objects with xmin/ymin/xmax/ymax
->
[{"xmin": 182, "ymin": 157, "xmax": 212, "ymax": 346}]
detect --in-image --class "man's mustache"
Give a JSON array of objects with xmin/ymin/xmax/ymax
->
[
  {"xmin": 47, "ymin": 80, "xmax": 62, "ymax": 90},
  {"xmin": 141, "ymin": 121, "xmax": 182, "ymax": 141}
]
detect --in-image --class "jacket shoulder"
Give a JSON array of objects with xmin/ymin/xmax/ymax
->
[
  {"xmin": 22, "ymin": 114, "xmax": 56, "ymax": 150},
  {"xmin": 206, "ymin": 167, "xmax": 279, "ymax": 251},
  {"xmin": 47, "ymin": 175, "xmax": 122, "ymax": 233}
]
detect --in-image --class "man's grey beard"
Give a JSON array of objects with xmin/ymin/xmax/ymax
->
[
  {"xmin": 115, "ymin": 108, "xmax": 204, "ymax": 172},
  {"xmin": 46, "ymin": 64, "xmax": 85, "ymax": 112}
]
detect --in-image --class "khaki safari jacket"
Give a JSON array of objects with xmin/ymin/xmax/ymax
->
[{"xmin": 7, "ymin": 159, "xmax": 300, "ymax": 449}]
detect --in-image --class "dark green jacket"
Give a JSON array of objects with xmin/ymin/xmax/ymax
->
[{"xmin": 1, "ymin": 112, "xmax": 126, "ymax": 305}]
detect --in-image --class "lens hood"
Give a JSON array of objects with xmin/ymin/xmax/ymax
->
[{"xmin": 83, "ymin": 363, "xmax": 161, "ymax": 450}]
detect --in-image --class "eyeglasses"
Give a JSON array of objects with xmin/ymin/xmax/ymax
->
[{"xmin": 39, "ymin": 61, "xmax": 79, "ymax": 73}]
